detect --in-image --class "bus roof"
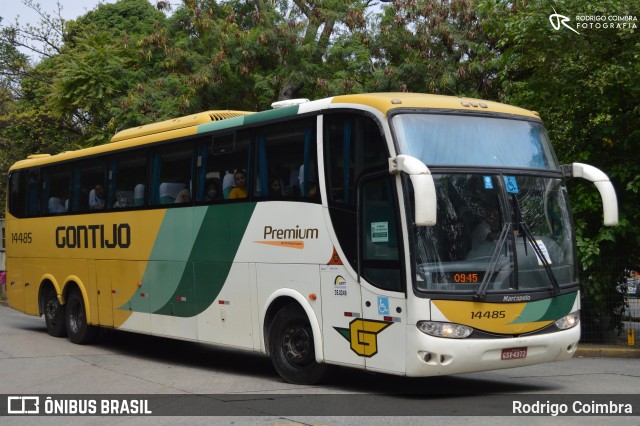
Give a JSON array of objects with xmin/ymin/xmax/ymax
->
[
  {"xmin": 9, "ymin": 93, "xmax": 539, "ymax": 171},
  {"xmin": 331, "ymin": 92, "xmax": 539, "ymax": 118},
  {"xmin": 110, "ymin": 110, "xmax": 254, "ymax": 142}
]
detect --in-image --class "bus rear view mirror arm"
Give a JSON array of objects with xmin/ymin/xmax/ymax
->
[
  {"xmin": 389, "ymin": 155, "xmax": 437, "ymax": 226},
  {"xmin": 562, "ymin": 162, "xmax": 619, "ymax": 226}
]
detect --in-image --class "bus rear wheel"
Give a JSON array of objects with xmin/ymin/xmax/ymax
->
[
  {"xmin": 43, "ymin": 286, "xmax": 66, "ymax": 337},
  {"xmin": 65, "ymin": 288, "xmax": 98, "ymax": 344},
  {"xmin": 269, "ymin": 304, "xmax": 326, "ymax": 385}
]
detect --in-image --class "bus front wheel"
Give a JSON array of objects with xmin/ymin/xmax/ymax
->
[
  {"xmin": 65, "ymin": 288, "xmax": 98, "ymax": 344},
  {"xmin": 269, "ymin": 304, "xmax": 326, "ymax": 385},
  {"xmin": 43, "ymin": 286, "xmax": 66, "ymax": 337}
]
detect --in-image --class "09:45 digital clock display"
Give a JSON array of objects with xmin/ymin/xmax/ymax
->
[{"xmin": 449, "ymin": 272, "xmax": 485, "ymax": 284}]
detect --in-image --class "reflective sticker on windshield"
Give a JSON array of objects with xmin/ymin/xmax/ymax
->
[
  {"xmin": 503, "ymin": 176, "xmax": 519, "ymax": 193},
  {"xmin": 483, "ymin": 176, "xmax": 493, "ymax": 189},
  {"xmin": 531, "ymin": 239, "xmax": 553, "ymax": 265}
]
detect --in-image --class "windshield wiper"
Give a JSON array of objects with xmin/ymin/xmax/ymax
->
[
  {"xmin": 511, "ymin": 194, "xmax": 560, "ymax": 294},
  {"xmin": 474, "ymin": 222, "xmax": 511, "ymax": 300}
]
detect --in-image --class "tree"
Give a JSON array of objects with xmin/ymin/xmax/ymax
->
[{"xmin": 367, "ymin": 0, "xmax": 500, "ymax": 97}]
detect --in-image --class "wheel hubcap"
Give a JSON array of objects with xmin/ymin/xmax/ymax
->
[
  {"xmin": 45, "ymin": 300, "xmax": 58, "ymax": 323},
  {"xmin": 283, "ymin": 326, "xmax": 312, "ymax": 366}
]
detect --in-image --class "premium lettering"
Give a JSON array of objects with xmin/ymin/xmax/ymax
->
[
  {"xmin": 263, "ymin": 225, "xmax": 319, "ymax": 240},
  {"xmin": 55, "ymin": 224, "xmax": 131, "ymax": 249}
]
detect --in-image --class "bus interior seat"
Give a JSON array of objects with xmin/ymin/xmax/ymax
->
[
  {"xmin": 222, "ymin": 173, "xmax": 235, "ymax": 199},
  {"xmin": 48, "ymin": 197, "xmax": 66, "ymax": 214},
  {"xmin": 159, "ymin": 182, "xmax": 186, "ymax": 204},
  {"xmin": 134, "ymin": 184, "xmax": 145, "ymax": 206}
]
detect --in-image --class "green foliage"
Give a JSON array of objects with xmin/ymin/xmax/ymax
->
[{"xmin": 370, "ymin": 0, "xmax": 500, "ymax": 97}]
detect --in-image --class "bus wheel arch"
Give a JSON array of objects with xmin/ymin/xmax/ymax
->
[
  {"xmin": 62, "ymin": 281, "xmax": 99, "ymax": 344},
  {"xmin": 38, "ymin": 279, "xmax": 66, "ymax": 338},
  {"xmin": 263, "ymin": 294, "xmax": 326, "ymax": 385}
]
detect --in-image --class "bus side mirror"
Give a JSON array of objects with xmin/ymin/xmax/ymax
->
[
  {"xmin": 564, "ymin": 162, "xmax": 619, "ymax": 226},
  {"xmin": 389, "ymin": 155, "xmax": 437, "ymax": 226}
]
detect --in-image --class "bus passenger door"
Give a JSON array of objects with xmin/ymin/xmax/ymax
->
[{"xmin": 359, "ymin": 175, "xmax": 407, "ymax": 375}]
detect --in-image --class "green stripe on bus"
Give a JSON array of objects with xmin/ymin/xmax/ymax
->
[
  {"xmin": 243, "ymin": 105, "xmax": 299, "ymax": 125},
  {"xmin": 509, "ymin": 292, "xmax": 576, "ymax": 324},
  {"xmin": 154, "ymin": 203, "xmax": 256, "ymax": 317},
  {"xmin": 197, "ymin": 116, "xmax": 247, "ymax": 134},
  {"xmin": 123, "ymin": 208, "xmax": 207, "ymax": 313},
  {"xmin": 196, "ymin": 105, "xmax": 300, "ymax": 135}
]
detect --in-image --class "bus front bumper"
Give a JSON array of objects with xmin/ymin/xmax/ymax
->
[{"xmin": 405, "ymin": 323, "xmax": 581, "ymax": 377}]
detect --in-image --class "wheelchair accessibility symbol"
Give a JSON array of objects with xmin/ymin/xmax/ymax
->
[
  {"xmin": 377, "ymin": 296, "xmax": 389, "ymax": 315},
  {"xmin": 503, "ymin": 176, "xmax": 519, "ymax": 194}
]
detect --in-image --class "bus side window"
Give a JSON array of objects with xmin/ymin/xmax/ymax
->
[
  {"xmin": 71, "ymin": 161, "xmax": 107, "ymax": 212},
  {"xmin": 110, "ymin": 153, "xmax": 147, "ymax": 209},
  {"xmin": 43, "ymin": 167, "xmax": 72, "ymax": 215},
  {"xmin": 197, "ymin": 132, "xmax": 250, "ymax": 203},
  {"xmin": 149, "ymin": 141, "xmax": 195, "ymax": 206},
  {"xmin": 253, "ymin": 119, "xmax": 317, "ymax": 201},
  {"xmin": 8, "ymin": 171, "xmax": 27, "ymax": 218}
]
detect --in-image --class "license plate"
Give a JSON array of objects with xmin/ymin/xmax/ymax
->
[{"xmin": 501, "ymin": 347, "xmax": 527, "ymax": 360}]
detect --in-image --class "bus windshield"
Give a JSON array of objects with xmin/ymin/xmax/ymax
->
[
  {"xmin": 412, "ymin": 174, "xmax": 576, "ymax": 295},
  {"xmin": 392, "ymin": 113, "xmax": 559, "ymax": 170}
]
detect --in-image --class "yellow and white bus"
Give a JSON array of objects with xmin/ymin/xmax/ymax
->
[{"xmin": 5, "ymin": 93, "xmax": 618, "ymax": 384}]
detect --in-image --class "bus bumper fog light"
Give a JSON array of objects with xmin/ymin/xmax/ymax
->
[
  {"xmin": 418, "ymin": 351, "xmax": 432, "ymax": 362},
  {"xmin": 417, "ymin": 321, "xmax": 473, "ymax": 338},
  {"xmin": 555, "ymin": 311, "xmax": 580, "ymax": 330}
]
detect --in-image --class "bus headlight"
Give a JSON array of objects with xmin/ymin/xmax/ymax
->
[
  {"xmin": 555, "ymin": 311, "xmax": 580, "ymax": 330},
  {"xmin": 417, "ymin": 321, "xmax": 473, "ymax": 338}
]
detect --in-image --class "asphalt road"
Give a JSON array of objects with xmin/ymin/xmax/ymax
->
[{"xmin": 0, "ymin": 304, "xmax": 638, "ymax": 425}]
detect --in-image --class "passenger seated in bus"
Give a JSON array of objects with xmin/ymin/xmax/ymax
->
[
  {"xmin": 175, "ymin": 186, "xmax": 190, "ymax": 203},
  {"xmin": 269, "ymin": 176, "xmax": 283, "ymax": 198},
  {"xmin": 89, "ymin": 184, "xmax": 106, "ymax": 210},
  {"xmin": 307, "ymin": 182, "xmax": 319, "ymax": 199},
  {"xmin": 299, "ymin": 164, "xmax": 319, "ymax": 198},
  {"xmin": 472, "ymin": 207, "xmax": 500, "ymax": 248},
  {"xmin": 229, "ymin": 170, "xmax": 248, "ymax": 199},
  {"xmin": 204, "ymin": 180, "xmax": 221, "ymax": 201},
  {"xmin": 113, "ymin": 191, "xmax": 133, "ymax": 208}
]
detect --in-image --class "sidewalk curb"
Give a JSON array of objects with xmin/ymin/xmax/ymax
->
[{"xmin": 576, "ymin": 344, "xmax": 640, "ymax": 358}]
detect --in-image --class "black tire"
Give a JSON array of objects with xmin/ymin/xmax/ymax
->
[
  {"xmin": 269, "ymin": 304, "xmax": 326, "ymax": 385},
  {"xmin": 65, "ymin": 288, "xmax": 99, "ymax": 344},
  {"xmin": 43, "ymin": 286, "xmax": 66, "ymax": 337}
]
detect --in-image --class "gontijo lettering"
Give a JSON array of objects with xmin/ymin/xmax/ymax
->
[{"xmin": 55, "ymin": 224, "xmax": 131, "ymax": 249}]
